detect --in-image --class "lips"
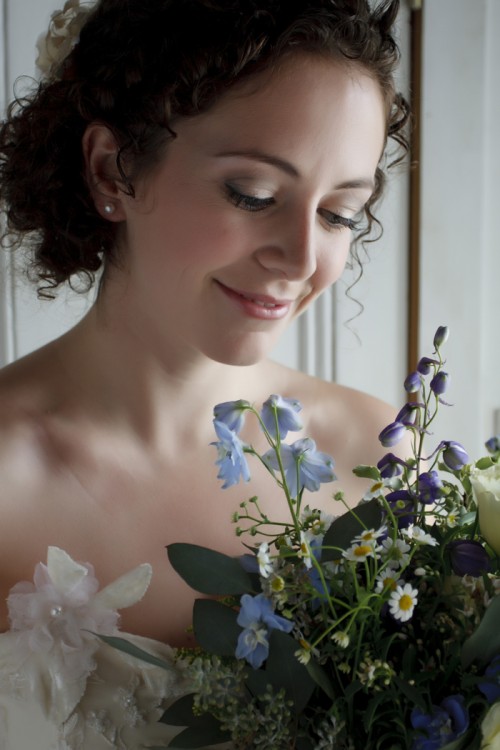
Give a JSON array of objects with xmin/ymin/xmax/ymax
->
[{"xmin": 215, "ymin": 281, "xmax": 293, "ymax": 320}]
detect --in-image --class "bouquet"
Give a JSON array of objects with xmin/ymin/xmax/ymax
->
[{"xmin": 109, "ymin": 327, "xmax": 500, "ymax": 749}]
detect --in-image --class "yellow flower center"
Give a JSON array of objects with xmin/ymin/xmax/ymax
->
[
  {"xmin": 354, "ymin": 544, "xmax": 372, "ymax": 557},
  {"xmin": 399, "ymin": 594, "xmax": 414, "ymax": 611}
]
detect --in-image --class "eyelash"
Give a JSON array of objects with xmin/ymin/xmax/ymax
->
[{"xmin": 225, "ymin": 184, "xmax": 360, "ymax": 231}]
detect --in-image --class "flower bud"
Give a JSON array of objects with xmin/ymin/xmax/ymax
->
[
  {"xmin": 485, "ymin": 436, "xmax": 500, "ymax": 455},
  {"xmin": 417, "ymin": 470, "xmax": 444, "ymax": 503},
  {"xmin": 417, "ymin": 357, "xmax": 438, "ymax": 375},
  {"xmin": 433, "ymin": 326, "xmax": 449, "ymax": 349},
  {"xmin": 441, "ymin": 441, "xmax": 469, "ymax": 471},
  {"xmin": 404, "ymin": 371, "xmax": 422, "ymax": 393},
  {"xmin": 377, "ymin": 453, "xmax": 405, "ymax": 478},
  {"xmin": 430, "ymin": 371, "xmax": 449, "ymax": 396},
  {"xmin": 396, "ymin": 403, "xmax": 421, "ymax": 427},
  {"xmin": 378, "ymin": 421, "xmax": 406, "ymax": 448},
  {"xmin": 447, "ymin": 539, "xmax": 491, "ymax": 577}
]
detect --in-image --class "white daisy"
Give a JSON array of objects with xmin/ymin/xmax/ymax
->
[
  {"xmin": 388, "ymin": 583, "xmax": 418, "ymax": 622},
  {"xmin": 355, "ymin": 526, "xmax": 387, "ymax": 544},
  {"xmin": 343, "ymin": 541, "xmax": 378, "ymax": 563},
  {"xmin": 401, "ymin": 524, "xmax": 438, "ymax": 546},
  {"xmin": 375, "ymin": 566, "xmax": 402, "ymax": 593},
  {"xmin": 256, "ymin": 542, "xmax": 273, "ymax": 578},
  {"xmin": 380, "ymin": 537, "xmax": 411, "ymax": 568}
]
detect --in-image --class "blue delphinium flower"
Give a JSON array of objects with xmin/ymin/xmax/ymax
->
[
  {"xmin": 263, "ymin": 438, "xmax": 336, "ymax": 498},
  {"xmin": 377, "ymin": 452, "xmax": 407, "ymax": 478},
  {"xmin": 213, "ymin": 399, "xmax": 250, "ymax": 434},
  {"xmin": 479, "ymin": 655, "xmax": 500, "ymax": 703},
  {"xmin": 212, "ymin": 420, "xmax": 250, "ymax": 489},
  {"xmin": 440, "ymin": 440, "xmax": 469, "ymax": 471},
  {"xmin": 386, "ymin": 489, "xmax": 417, "ymax": 528},
  {"xmin": 235, "ymin": 593, "xmax": 293, "ymax": 669},
  {"xmin": 485, "ymin": 436, "xmax": 500, "ymax": 454},
  {"xmin": 404, "ymin": 371, "xmax": 422, "ymax": 393},
  {"xmin": 447, "ymin": 539, "xmax": 492, "ymax": 577},
  {"xmin": 396, "ymin": 403, "xmax": 422, "ymax": 427},
  {"xmin": 430, "ymin": 371, "xmax": 449, "ymax": 396},
  {"xmin": 411, "ymin": 695, "xmax": 469, "ymax": 750},
  {"xmin": 261, "ymin": 394, "xmax": 302, "ymax": 440},
  {"xmin": 379, "ymin": 421, "xmax": 406, "ymax": 448},
  {"xmin": 417, "ymin": 471, "xmax": 444, "ymax": 503},
  {"xmin": 417, "ymin": 356, "xmax": 439, "ymax": 375}
]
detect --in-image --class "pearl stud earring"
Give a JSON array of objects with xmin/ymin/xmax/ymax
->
[{"xmin": 103, "ymin": 203, "xmax": 115, "ymax": 215}]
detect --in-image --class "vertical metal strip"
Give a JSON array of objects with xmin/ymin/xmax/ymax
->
[{"xmin": 0, "ymin": 0, "xmax": 17, "ymax": 366}]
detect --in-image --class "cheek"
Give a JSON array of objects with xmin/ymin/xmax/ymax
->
[{"xmin": 318, "ymin": 236, "xmax": 352, "ymax": 289}]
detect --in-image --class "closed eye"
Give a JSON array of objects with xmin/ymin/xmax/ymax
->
[
  {"xmin": 224, "ymin": 184, "xmax": 275, "ymax": 212},
  {"xmin": 318, "ymin": 207, "xmax": 359, "ymax": 232}
]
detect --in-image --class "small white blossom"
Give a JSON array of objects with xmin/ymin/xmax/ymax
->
[
  {"xmin": 375, "ymin": 566, "xmax": 402, "ymax": 593},
  {"xmin": 355, "ymin": 526, "xmax": 387, "ymax": 544},
  {"xmin": 388, "ymin": 583, "xmax": 418, "ymax": 622},
  {"xmin": 331, "ymin": 631, "xmax": 350, "ymax": 648},
  {"xmin": 380, "ymin": 537, "xmax": 411, "ymax": 569},
  {"xmin": 343, "ymin": 541, "xmax": 379, "ymax": 563},
  {"xmin": 401, "ymin": 524, "xmax": 438, "ymax": 546},
  {"xmin": 256, "ymin": 542, "xmax": 273, "ymax": 578}
]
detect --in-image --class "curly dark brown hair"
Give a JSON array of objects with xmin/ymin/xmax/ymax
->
[{"xmin": 0, "ymin": 0, "xmax": 409, "ymax": 297}]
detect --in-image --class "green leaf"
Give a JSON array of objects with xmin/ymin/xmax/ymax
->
[
  {"xmin": 462, "ymin": 593, "xmax": 500, "ymax": 667},
  {"xmin": 265, "ymin": 630, "xmax": 315, "ymax": 712},
  {"xmin": 392, "ymin": 675, "xmax": 426, "ymax": 710},
  {"xmin": 321, "ymin": 499, "xmax": 384, "ymax": 560},
  {"xmin": 161, "ymin": 694, "xmax": 199, "ymax": 727},
  {"xmin": 167, "ymin": 543, "xmax": 253, "ymax": 594},
  {"xmin": 475, "ymin": 457, "xmax": 494, "ymax": 470},
  {"xmin": 193, "ymin": 599, "xmax": 240, "ymax": 656},
  {"xmin": 96, "ymin": 634, "xmax": 173, "ymax": 670},
  {"xmin": 352, "ymin": 465, "xmax": 381, "ymax": 481},
  {"xmin": 305, "ymin": 659, "xmax": 336, "ymax": 700},
  {"xmin": 167, "ymin": 721, "xmax": 230, "ymax": 748}
]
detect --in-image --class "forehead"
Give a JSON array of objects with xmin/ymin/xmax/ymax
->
[{"xmin": 175, "ymin": 54, "xmax": 387, "ymax": 184}]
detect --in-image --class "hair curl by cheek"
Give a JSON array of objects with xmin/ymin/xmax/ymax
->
[{"xmin": 0, "ymin": 0, "xmax": 409, "ymax": 298}]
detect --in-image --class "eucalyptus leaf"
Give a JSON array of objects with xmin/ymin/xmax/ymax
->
[
  {"xmin": 167, "ymin": 721, "xmax": 230, "ymax": 749},
  {"xmin": 305, "ymin": 659, "xmax": 336, "ymax": 700},
  {"xmin": 161, "ymin": 694, "xmax": 199, "ymax": 727},
  {"xmin": 167, "ymin": 543, "xmax": 253, "ymax": 594},
  {"xmin": 462, "ymin": 594, "xmax": 500, "ymax": 667},
  {"xmin": 265, "ymin": 630, "xmax": 315, "ymax": 712},
  {"xmin": 321, "ymin": 499, "xmax": 383, "ymax": 560},
  {"xmin": 352, "ymin": 465, "xmax": 381, "ymax": 481},
  {"xmin": 96, "ymin": 634, "xmax": 173, "ymax": 671},
  {"xmin": 193, "ymin": 599, "xmax": 240, "ymax": 656}
]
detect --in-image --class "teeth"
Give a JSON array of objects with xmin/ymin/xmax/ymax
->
[{"xmin": 243, "ymin": 294, "xmax": 278, "ymax": 308}]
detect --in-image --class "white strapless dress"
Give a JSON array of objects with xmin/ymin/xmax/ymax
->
[{"xmin": 0, "ymin": 547, "xmax": 214, "ymax": 750}]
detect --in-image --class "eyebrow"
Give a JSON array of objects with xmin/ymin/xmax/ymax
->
[{"xmin": 215, "ymin": 148, "xmax": 375, "ymax": 191}]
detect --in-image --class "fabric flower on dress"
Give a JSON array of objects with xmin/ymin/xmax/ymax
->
[
  {"xmin": 36, "ymin": 0, "xmax": 96, "ymax": 80},
  {"xmin": 5, "ymin": 547, "xmax": 152, "ymax": 724}
]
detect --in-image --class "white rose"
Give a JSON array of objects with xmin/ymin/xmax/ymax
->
[
  {"xmin": 36, "ymin": 0, "xmax": 93, "ymax": 80},
  {"xmin": 481, "ymin": 703, "xmax": 500, "ymax": 749},
  {"xmin": 470, "ymin": 463, "xmax": 500, "ymax": 555}
]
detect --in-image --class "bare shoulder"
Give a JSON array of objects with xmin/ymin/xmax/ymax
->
[{"xmin": 259, "ymin": 359, "xmax": 404, "ymax": 470}]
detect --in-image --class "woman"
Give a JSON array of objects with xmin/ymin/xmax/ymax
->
[{"xmin": 0, "ymin": 0, "xmax": 408, "ymax": 746}]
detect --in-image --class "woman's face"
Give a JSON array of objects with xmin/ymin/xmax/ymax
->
[{"xmin": 114, "ymin": 54, "xmax": 387, "ymax": 366}]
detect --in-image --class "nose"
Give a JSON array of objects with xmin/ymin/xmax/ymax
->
[{"xmin": 254, "ymin": 209, "xmax": 317, "ymax": 281}]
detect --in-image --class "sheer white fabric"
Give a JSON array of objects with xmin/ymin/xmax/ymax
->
[{"xmin": 0, "ymin": 548, "xmax": 200, "ymax": 750}]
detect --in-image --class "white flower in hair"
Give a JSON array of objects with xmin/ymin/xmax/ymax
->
[{"xmin": 36, "ymin": 0, "xmax": 96, "ymax": 80}]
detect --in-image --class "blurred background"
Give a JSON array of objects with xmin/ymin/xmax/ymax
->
[{"xmin": 0, "ymin": 0, "xmax": 498, "ymax": 456}]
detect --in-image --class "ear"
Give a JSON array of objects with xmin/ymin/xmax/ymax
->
[{"xmin": 82, "ymin": 123, "xmax": 126, "ymax": 221}]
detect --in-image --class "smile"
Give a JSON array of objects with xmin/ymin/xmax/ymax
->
[{"xmin": 215, "ymin": 281, "xmax": 293, "ymax": 320}]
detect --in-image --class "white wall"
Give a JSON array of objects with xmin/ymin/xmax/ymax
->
[{"xmin": 419, "ymin": 0, "xmax": 500, "ymax": 457}]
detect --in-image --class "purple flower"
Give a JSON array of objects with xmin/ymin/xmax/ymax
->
[
  {"xmin": 479, "ymin": 655, "xmax": 500, "ymax": 703},
  {"xmin": 212, "ymin": 420, "xmax": 250, "ymax": 489},
  {"xmin": 386, "ymin": 490, "xmax": 417, "ymax": 528},
  {"xmin": 486, "ymin": 436, "xmax": 500, "ymax": 454},
  {"xmin": 447, "ymin": 539, "xmax": 492, "ymax": 577},
  {"xmin": 430, "ymin": 371, "xmax": 449, "ymax": 396},
  {"xmin": 263, "ymin": 438, "xmax": 335, "ymax": 498},
  {"xmin": 417, "ymin": 471, "xmax": 444, "ymax": 503},
  {"xmin": 433, "ymin": 326, "xmax": 449, "ymax": 348},
  {"xmin": 396, "ymin": 403, "xmax": 422, "ymax": 427},
  {"xmin": 404, "ymin": 371, "xmax": 422, "ymax": 393},
  {"xmin": 379, "ymin": 421, "xmax": 406, "ymax": 448},
  {"xmin": 213, "ymin": 400, "xmax": 250, "ymax": 434},
  {"xmin": 417, "ymin": 357, "xmax": 439, "ymax": 376},
  {"xmin": 411, "ymin": 695, "xmax": 468, "ymax": 750},
  {"xmin": 377, "ymin": 453, "xmax": 407, "ymax": 479},
  {"xmin": 235, "ymin": 593, "xmax": 293, "ymax": 669},
  {"xmin": 261, "ymin": 394, "xmax": 302, "ymax": 440},
  {"xmin": 440, "ymin": 440, "xmax": 469, "ymax": 471}
]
